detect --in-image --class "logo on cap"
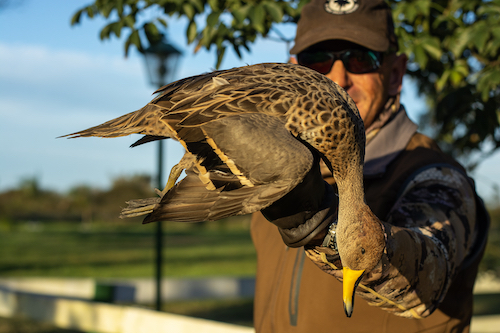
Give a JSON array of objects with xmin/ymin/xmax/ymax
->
[{"xmin": 324, "ymin": 0, "xmax": 359, "ymax": 14}]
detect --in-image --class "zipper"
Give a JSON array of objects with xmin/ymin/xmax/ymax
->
[{"xmin": 288, "ymin": 249, "xmax": 305, "ymax": 326}]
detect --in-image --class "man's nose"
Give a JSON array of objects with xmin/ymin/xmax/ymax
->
[{"xmin": 325, "ymin": 60, "xmax": 349, "ymax": 89}]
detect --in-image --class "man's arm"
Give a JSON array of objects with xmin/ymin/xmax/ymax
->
[{"xmin": 304, "ymin": 166, "xmax": 478, "ymax": 318}]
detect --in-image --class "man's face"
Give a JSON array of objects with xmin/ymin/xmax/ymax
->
[{"xmin": 296, "ymin": 40, "xmax": 406, "ymax": 128}]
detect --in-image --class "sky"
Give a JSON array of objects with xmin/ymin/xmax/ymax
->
[{"xmin": 0, "ymin": 0, "xmax": 499, "ymax": 203}]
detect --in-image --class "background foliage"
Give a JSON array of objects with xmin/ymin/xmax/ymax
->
[
  {"xmin": 71, "ymin": 0, "xmax": 500, "ymax": 166},
  {"xmin": 0, "ymin": 175, "xmax": 154, "ymax": 224},
  {"xmin": 0, "ymin": 174, "xmax": 499, "ymax": 276}
]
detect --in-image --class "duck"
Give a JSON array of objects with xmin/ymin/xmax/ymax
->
[{"xmin": 62, "ymin": 62, "xmax": 385, "ymax": 317}]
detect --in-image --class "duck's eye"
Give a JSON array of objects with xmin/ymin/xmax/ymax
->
[{"xmin": 361, "ymin": 247, "xmax": 365, "ymax": 255}]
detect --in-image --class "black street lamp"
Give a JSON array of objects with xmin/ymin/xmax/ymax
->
[
  {"xmin": 141, "ymin": 35, "xmax": 182, "ymax": 312},
  {"xmin": 143, "ymin": 37, "xmax": 182, "ymax": 88}
]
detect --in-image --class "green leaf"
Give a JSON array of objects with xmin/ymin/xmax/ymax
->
[
  {"xmin": 200, "ymin": 25, "xmax": 216, "ymax": 48},
  {"xmin": 477, "ymin": 67, "xmax": 500, "ymax": 101},
  {"xmin": 214, "ymin": 24, "xmax": 228, "ymax": 49},
  {"xmin": 485, "ymin": 37, "xmax": 500, "ymax": 57},
  {"xmin": 413, "ymin": 43, "xmax": 428, "ymax": 69},
  {"xmin": 470, "ymin": 21, "xmax": 490, "ymax": 52},
  {"xmin": 491, "ymin": 26, "xmax": 500, "ymax": 39},
  {"xmin": 207, "ymin": 0, "xmax": 219, "ymax": 11},
  {"xmin": 116, "ymin": 0, "xmax": 124, "ymax": 17},
  {"xmin": 414, "ymin": 0, "xmax": 431, "ymax": 16},
  {"xmin": 401, "ymin": 3, "xmax": 417, "ymax": 22},
  {"xmin": 263, "ymin": 1, "xmax": 283, "ymax": 23},
  {"xmin": 123, "ymin": 15, "xmax": 135, "ymax": 28},
  {"xmin": 124, "ymin": 29, "xmax": 142, "ymax": 57},
  {"xmin": 144, "ymin": 22, "xmax": 160, "ymax": 44},
  {"xmin": 249, "ymin": 4, "xmax": 265, "ymax": 33},
  {"xmin": 241, "ymin": 41, "xmax": 250, "ymax": 52},
  {"xmin": 450, "ymin": 69, "xmax": 464, "ymax": 87},
  {"xmin": 189, "ymin": 0, "xmax": 204, "ymax": 13},
  {"xmin": 157, "ymin": 18, "xmax": 168, "ymax": 28},
  {"xmin": 110, "ymin": 21, "xmax": 122, "ymax": 38},
  {"xmin": 71, "ymin": 8, "xmax": 84, "ymax": 25},
  {"xmin": 85, "ymin": 6, "xmax": 95, "ymax": 19},
  {"xmin": 233, "ymin": 4, "xmax": 251, "ymax": 23},
  {"xmin": 216, "ymin": 46, "xmax": 226, "ymax": 69},
  {"xmin": 233, "ymin": 44, "xmax": 242, "ymax": 58},
  {"xmin": 450, "ymin": 27, "xmax": 473, "ymax": 57},
  {"xmin": 144, "ymin": 22, "xmax": 159, "ymax": 35},
  {"xmin": 187, "ymin": 20, "xmax": 197, "ymax": 44},
  {"xmin": 436, "ymin": 68, "xmax": 451, "ymax": 91},
  {"xmin": 183, "ymin": 3, "xmax": 195, "ymax": 20},
  {"xmin": 100, "ymin": 4, "xmax": 114, "ymax": 18},
  {"xmin": 207, "ymin": 11, "xmax": 220, "ymax": 27},
  {"xmin": 421, "ymin": 36, "xmax": 442, "ymax": 60},
  {"xmin": 100, "ymin": 24, "xmax": 111, "ymax": 40},
  {"xmin": 454, "ymin": 59, "xmax": 469, "ymax": 77}
]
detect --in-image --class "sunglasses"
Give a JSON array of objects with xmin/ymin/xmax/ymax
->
[{"xmin": 297, "ymin": 49, "xmax": 383, "ymax": 74}]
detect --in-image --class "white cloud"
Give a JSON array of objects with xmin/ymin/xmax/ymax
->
[{"xmin": 0, "ymin": 42, "xmax": 142, "ymax": 84}]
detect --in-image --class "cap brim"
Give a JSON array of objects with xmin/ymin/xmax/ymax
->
[{"xmin": 290, "ymin": 26, "xmax": 389, "ymax": 54}]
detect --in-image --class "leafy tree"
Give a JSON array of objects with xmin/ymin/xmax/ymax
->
[
  {"xmin": 71, "ymin": 0, "xmax": 500, "ymax": 165},
  {"xmin": 71, "ymin": 0, "xmax": 305, "ymax": 66},
  {"xmin": 0, "ymin": 174, "xmax": 154, "ymax": 224}
]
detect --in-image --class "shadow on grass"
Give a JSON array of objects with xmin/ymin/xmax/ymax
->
[
  {"xmin": 473, "ymin": 293, "xmax": 500, "ymax": 316},
  {"xmin": 162, "ymin": 298, "xmax": 254, "ymax": 327},
  {"xmin": 0, "ymin": 317, "xmax": 81, "ymax": 333}
]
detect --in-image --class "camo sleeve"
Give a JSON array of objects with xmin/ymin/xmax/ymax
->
[{"xmin": 304, "ymin": 165, "xmax": 478, "ymax": 318}]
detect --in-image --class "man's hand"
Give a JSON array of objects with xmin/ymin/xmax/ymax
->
[{"xmin": 261, "ymin": 154, "xmax": 338, "ymax": 247}]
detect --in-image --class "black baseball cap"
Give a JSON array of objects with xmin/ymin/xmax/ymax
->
[{"xmin": 290, "ymin": 0, "xmax": 398, "ymax": 54}]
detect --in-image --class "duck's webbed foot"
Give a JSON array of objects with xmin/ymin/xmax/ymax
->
[{"xmin": 120, "ymin": 197, "xmax": 161, "ymax": 218}]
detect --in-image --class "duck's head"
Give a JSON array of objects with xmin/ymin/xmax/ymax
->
[{"xmin": 336, "ymin": 203, "xmax": 385, "ymax": 317}]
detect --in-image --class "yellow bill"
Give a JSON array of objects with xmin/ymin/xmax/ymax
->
[{"xmin": 343, "ymin": 266, "xmax": 365, "ymax": 317}]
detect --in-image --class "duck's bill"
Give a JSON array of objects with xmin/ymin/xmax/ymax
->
[{"xmin": 342, "ymin": 267, "xmax": 365, "ymax": 317}]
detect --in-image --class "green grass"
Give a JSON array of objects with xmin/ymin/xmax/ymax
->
[{"xmin": 0, "ymin": 216, "xmax": 256, "ymax": 278}]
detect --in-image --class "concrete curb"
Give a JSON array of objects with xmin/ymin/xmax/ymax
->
[
  {"xmin": 0, "ymin": 277, "xmax": 255, "ymax": 303},
  {"xmin": 0, "ymin": 286, "xmax": 255, "ymax": 333},
  {"xmin": 471, "ymin": 315, "xmax": 500, "ymax": 333}
]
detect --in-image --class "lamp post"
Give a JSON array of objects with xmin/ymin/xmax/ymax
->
[{"xmin": 141, "ymin": 35, "xmax": 182, "ymax": 311}]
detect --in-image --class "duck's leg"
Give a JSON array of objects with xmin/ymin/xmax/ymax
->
[
  {"xmin": 155, "ymin": 152, "xmax": 196, "ymax": 197},
  {"xmin": 120, "ymin": 153, "xmax": 195, "ymax": 219}
]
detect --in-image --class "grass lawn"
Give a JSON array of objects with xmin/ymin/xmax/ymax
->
[{"xmin": 0, "ymin": 216, "xmax": 256, "ymax": 278}]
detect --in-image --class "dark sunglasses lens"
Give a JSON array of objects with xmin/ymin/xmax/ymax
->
[
  {"xmin": 344, "ymin": 50, "xmax": 381, "ymax": 74},
  {"xmin": 297, "ymin": 52, "xmax": 334, "ymax": 74},
  {"xmin": 298, "ymin": 50, "xmax": 381, "ymax": 74}
]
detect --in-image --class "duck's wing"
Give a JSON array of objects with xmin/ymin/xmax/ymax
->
[
  {"xmin": 137, "ymin": 167, "xmax": 298, "ymax": 223},
  {"xmin": 61, "ymin": 63, "xmax": 339, "ymax": 146},
  {"xmin": 122, "ymin": 112, "xmax": 316, "ymax": 223}
]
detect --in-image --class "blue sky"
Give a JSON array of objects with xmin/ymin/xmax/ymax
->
[{"xmin": 1, "ymin": 0, "xmax": 499, "ymax": 203}]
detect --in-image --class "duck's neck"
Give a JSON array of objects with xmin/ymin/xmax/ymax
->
[
  {"xmin": 333, "ymin": 161, "xmax": 386, "ymax": 272},
  {"xmin": 334, "ymin": 163, "xmax": 370, "ymax": 254},
  {"xmin": 335, "ymin": 164, "xmax": 366, "ymax": 221}
]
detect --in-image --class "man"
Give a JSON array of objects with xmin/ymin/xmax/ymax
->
[{"xmin": 251, "ymin": 0, "xmax": 490, "ymax": 332}]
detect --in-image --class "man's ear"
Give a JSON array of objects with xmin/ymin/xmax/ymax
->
[
  {"xmin": 388, "ymin": 53, "xmax": 407, "ymax": 96},
  {"xmin": 289, "ymin": 56, "xmax": 298, "ymax": 64}
]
